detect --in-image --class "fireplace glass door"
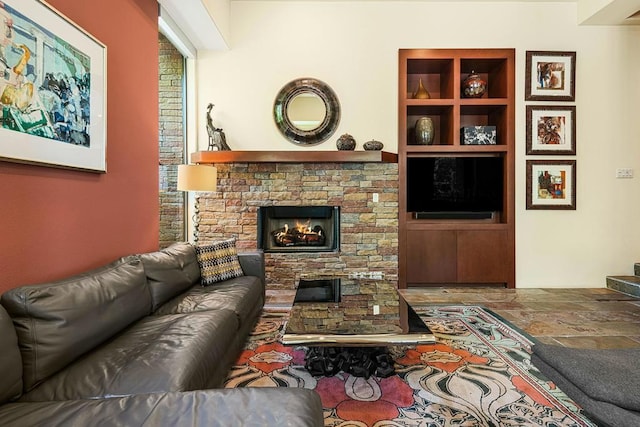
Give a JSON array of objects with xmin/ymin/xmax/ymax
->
[{"xmin": 257, "ymin": 206, "xmax": 339, "ymax": 252}]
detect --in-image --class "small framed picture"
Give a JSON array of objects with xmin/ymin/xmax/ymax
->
[
  {"xmin": 526, "ymin": 105, "xmax": 576, "ymax": 155},
  {"xmin": 525, "ymin": 51, "xmax": 576, "ymax": 101},
  {"xmin": 526, "ymin": 160, "xmax": 576, "ymax": 210}
]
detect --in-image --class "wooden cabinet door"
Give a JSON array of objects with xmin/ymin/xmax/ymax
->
[
  {"xmin": 406, "ymin": 230, "xmax": 457, "ymax": 284},
  {"xmin": 457, "ymin": 230, "xmax": 509, "ymax": 283}
]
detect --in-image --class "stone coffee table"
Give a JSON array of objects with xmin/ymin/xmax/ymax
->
[{"xmin": 282, "ymin": 276, "xmax": 435, "ymax": 378}]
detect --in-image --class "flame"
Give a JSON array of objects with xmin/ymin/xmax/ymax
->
[{"xmin": 295, "ymin": 219, "xmax": 312, "ymax": 234}]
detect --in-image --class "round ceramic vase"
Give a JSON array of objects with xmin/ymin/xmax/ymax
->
[
  {"xmin": 336, "ymin": 133, "xmax": 356, "ymax": 150},
  {"xmin": 462, "ymin": 71, "xmax": 487, "ymax": 98}
]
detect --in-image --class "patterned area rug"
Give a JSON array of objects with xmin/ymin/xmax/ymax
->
[{"xmin": 224, "ymin": 306, "xmax": 597, "ymax": 427}]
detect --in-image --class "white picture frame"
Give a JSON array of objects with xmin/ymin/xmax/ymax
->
[{"xmin": 0, "ymin": 0, "xmax": 107, "ymax": 172}]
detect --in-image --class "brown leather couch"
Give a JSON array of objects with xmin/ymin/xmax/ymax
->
[{"xmin": 0, "ymin": 243, "xmax": 323, "ymax": 426}]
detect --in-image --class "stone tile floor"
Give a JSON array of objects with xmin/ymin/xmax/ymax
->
[{"xmin": 266, "ymin": 287, "xmax": 640, "ymax": 349}]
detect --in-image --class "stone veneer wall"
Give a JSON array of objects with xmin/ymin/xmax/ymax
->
[
  {"xmin": 197, "ymin": 162, "xmax": 399, "ymax": 290},
  {"xmin": 158, "ymin": 34, "xmax": 185, "ymax": 248}
]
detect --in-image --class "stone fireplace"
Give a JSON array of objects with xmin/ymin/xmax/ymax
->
[
  {"xmin": 257, "ymin": 206, "xmax": 340, "ymax": 253},
  {"xmin": 195, "ymin": 161, "xmax": 398, "ymax": 290}
]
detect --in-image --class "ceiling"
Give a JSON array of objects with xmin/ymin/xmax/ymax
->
[{"xmin": 159, "ymin": 0, "xmax": 640, "ymax": 54}]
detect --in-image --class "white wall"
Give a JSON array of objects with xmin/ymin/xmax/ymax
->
[{"xmin": 197, "ymin": 1, "xmax": 640, "ymax": 288}]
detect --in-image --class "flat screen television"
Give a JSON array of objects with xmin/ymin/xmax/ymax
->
[{"xmin": 407, "ymin": 156, "xmax": 504, "ymax": 218}]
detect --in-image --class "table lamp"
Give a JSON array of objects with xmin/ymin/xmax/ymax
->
[{"xmin": 177, "ymin": 164, "xmax": 217, "ymax": 243}]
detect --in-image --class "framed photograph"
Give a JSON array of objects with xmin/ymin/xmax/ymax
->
[
  {"xmin": 525, "ymin": 51, "xmax": 576, "ymax": 101},
  {"xmin": 526, "ymin": 105, "xmax": 576, "ymax": 155},
  {"xmin": 0, "ymin": 1, "xmax": 107, "ymax": 172},
  {"xmin": 526, "ymin": 160, "xmax": 576, "ymax": 210}
]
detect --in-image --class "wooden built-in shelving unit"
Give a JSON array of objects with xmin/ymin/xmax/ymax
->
[{"xmin": 398, "ymin": 48, "xmax": 516, "ymax": 289}]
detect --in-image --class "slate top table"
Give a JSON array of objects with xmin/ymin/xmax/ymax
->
[{"xmin": 282, "ymin": 276, "xmax": 434, "ymax": 346}]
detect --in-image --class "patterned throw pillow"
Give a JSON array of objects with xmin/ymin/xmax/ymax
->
[{"xmin": 195, "ymin": 238, "xmax": 244, "ymax": 286}]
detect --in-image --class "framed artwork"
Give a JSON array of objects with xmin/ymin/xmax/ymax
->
[
  {"xmin": 526, "ymin": 105, "xmax": 576, "ymax": 155},
  {"xmin": 0, "ymin": 1, "xmax": 107, "ymax": 172},
  {"xmin": 526, "ymin": 160, "xmax": 576, "ymax": 210},
  {"xmin": 525, "ymin": 51, "xmax": 576, "ymax": 101}
]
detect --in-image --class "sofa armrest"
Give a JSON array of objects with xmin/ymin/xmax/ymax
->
[
  {"xmin": 238, "ymin": 251, "xmax": 265, "ymax": 284},
  {"xmin": 0, "ymin": 389, "xmax": 323, "ymax": 427}
]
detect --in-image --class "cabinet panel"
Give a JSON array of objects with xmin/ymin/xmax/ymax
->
[
  {"xmin": 457, "ymin": 230, "xmax": 509, "ymax": 283},
  {"xmin": 406, "ymin": 230, "xmax": 456, "ymax": 283}
]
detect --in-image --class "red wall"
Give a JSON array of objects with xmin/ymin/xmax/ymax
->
[{"xmin": 0, "ymin": 0, "xmax": 160, "ymax": 292}]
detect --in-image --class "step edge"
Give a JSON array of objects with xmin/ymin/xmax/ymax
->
[{"xmin": 606, "ymin": 276, "xmax": 640, "ymax": 298}]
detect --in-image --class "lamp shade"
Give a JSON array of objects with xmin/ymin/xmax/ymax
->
[{"xmin": 177, "ymin": 164, "xmax": 217, "ymax": 192}]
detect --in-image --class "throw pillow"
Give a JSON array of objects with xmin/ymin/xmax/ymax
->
[{"xmin": 195, "ymin": 238, "xmax": 244, "ymax": 286}]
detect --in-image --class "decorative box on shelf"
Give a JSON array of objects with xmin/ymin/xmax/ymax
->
[{"xmin": 462, "ymin": 126, "xmax": 497, "ymax": 145}]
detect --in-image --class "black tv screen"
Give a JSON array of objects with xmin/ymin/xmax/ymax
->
[{"xmin": 407, "ymin": 157, "xmax": 504, "ymax": 214}]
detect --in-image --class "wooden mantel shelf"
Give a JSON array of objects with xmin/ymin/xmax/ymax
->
[{"xmin": 191, "ymin": 150, "xmax": 398, "ymax": 164}]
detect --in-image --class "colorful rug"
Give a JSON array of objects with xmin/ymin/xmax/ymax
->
[{"xmin": 224, "ymin": 306, "xmax": 597, "ymax": 427}]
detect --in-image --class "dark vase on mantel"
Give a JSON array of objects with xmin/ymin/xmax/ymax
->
[
  {"xmin": 363, "ymin": 140, "xmax": 384, "ymax": 151},
  {"xmin": 336, "ymin": 133, "xmax": 356, "ymax": 150}
]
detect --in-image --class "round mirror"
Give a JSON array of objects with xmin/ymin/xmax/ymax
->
[
  {"xmin": 286, "ymin": 93, "xmax": 327, "ymax": 131},
  {"xmin": 274, "ymin": 78, "xmax": 340, "ymax": 145}
]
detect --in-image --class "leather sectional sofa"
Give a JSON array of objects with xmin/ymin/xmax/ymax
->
[{"xmin": 0, "ymin": 242, "xmax": 323, "ymax": 426}]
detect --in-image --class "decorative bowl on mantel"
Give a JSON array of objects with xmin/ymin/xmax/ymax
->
[{"xmin": 363, "ymin": 140, "xmax": 384, "ymax": 151}]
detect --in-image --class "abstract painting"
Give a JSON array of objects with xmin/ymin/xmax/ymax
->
[
  {"xmin": 526, "ymin": 160, "xmax": 576, "ymax": 210},
  {"xmin": 0, "ymin": 0, "xmax": 106, "ymax": 171},
  {"xmin": 525, "ymin": 51, "xmax": 576, "ymax": 102},
  {"xmin": 526, "ymin": 105, "xmax": 576, "ymax": 155}
]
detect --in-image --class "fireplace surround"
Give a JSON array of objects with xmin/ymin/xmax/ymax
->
[{"xmin": 194, "ymin": 161, "xmax": 399, "ymax": 290}]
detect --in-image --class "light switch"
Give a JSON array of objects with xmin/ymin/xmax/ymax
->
[{"xmin": 616, "ymin": 168, "xmax": 634, "ymax": 179}]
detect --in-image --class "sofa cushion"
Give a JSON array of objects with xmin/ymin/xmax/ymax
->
[
  {"xmin": 0, "ymin": 389, "xmax": 324, "ymax": 427},
  {"xmin": 531, "ymin": 352, "xmax": 640, "ymax": 427},
  {"xmin": 139, "ymin": 242, "xmax": 201, "ymax": 311},
  {"xmin": 1, "ymin": 256, "xmax": 151, "ymax": 392},
  {"xmin": 533, "ymin": 343, "xmax": 640, "ymax": 411},
  {"xmin": 532, "ymin": 343, "xmax": 640, "ymax": 427},
  {"xmin": 154, "ymin": 275, "xmax": 264, "ymax": 325},
  {"xmin": 20, "ymin": 311, "xmax": 240, "ymax": 401},
  {"xmin": 195, "ymin": 238, "xmax": 244, "ymax": 286},
  {"xmin": 0, "ymin": 305, "xmax": 22, "ymax": 404},
  {"xmin": 237, "ymin": 251, "xmax": 266, "ymax": 284}
]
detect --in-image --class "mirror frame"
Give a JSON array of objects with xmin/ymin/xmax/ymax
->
[{"xmin": 274, "ymin": 78, "xmax": 340, "ymax": 146}]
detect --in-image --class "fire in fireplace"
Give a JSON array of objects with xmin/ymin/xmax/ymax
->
[
  {"xmin": 257, "ymin": 206, "xmax": 340, "ymax": 252},
  {"xmin": 272, "ymin": 220, "xmax": 326, "ymax": 247}
]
